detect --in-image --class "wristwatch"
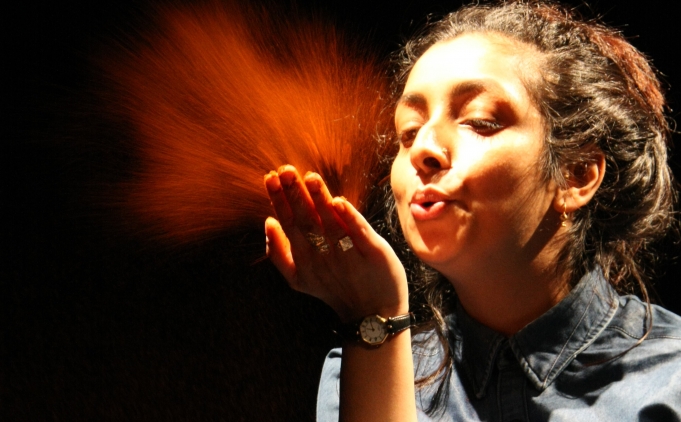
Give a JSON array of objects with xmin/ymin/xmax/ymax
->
[{"xmin": 338, "ymin": 313, "xmax": 414, "ymax": 347}]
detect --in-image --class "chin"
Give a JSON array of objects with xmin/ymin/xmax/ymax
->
[{"xmin": 405, "ymin": 236, "xmax": 460, "ymax": 269}]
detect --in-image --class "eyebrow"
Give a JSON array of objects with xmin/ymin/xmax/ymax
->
[
  {"xmin": 396, "ymin": 93, "xmax": 427, "ymax": 109},
  {"xmin": 449, "ymin": 80, "xmax": 502, "ymax": 98},
  {"xmin": 397, "ymin": 79, "xmax": 507, "ymax": 109}
]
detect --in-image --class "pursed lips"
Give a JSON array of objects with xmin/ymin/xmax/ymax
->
[{"xmin": 409, "ymin": 188, "xmax": 452, "ymax": 220}]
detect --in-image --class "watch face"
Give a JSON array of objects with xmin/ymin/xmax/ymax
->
[{"xmin": 360, "ymin": 315, "xmax": 388, "ymax": 345}]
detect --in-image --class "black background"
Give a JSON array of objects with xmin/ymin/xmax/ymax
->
[{"xmin": 4, "ymin": 1, "xmax": 680, "ymax": 420}]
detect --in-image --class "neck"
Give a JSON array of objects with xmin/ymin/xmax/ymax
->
[
  {"xmin": 450, "ymin": 265, "xmax": 571, "ymax": 336},
  {"xmin": 438, "ymin": 231, "xmax": 572, "ymax": 337}
]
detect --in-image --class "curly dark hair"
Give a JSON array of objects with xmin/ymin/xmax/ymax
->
[{"xmin": 384, "ymin": 0, "xmax": 677, "ymax": 414}]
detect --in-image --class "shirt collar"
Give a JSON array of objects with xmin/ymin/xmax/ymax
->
[{"xmin": 449, "ymin": 268, "xmax": 619, "ymax": 397}]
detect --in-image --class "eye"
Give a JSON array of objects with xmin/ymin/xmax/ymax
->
[
  {"xmin": 397, "ymin": 128, "xmax": 420, "ymax": 147},
  {"xmin": 462, "ymin": 119, "xmax": 503, "ymax": 134}
]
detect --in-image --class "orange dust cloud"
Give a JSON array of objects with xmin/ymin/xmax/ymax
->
[{"xmin": 104, "ymin": 1, "xmax": 393, "ymax": 244}]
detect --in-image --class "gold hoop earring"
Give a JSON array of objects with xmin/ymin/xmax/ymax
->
[{"xmin": 560, "ymin": 202, "xmax": 569, "ymax": 227}]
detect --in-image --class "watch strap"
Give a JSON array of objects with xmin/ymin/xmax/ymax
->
[
  {"xmin": 386, "ymin": 313, "xmax": 413, "ymax": 335},
  {"xmin": 336, "ymin": 312, "xmax": 414, "ymax": 344}
]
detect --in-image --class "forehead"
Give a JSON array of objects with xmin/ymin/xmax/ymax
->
[{"xmin": 403, "ymin": 33, "xmax": 539, "ymax": 106}]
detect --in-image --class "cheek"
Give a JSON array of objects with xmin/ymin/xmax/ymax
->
[
  {"xmin": 466, "ymin": 149, "xmax": 542, "ymax": 204},
  {"xmin": 469, "ymin": 162, "xmax": 519, "ymax": 201},
  {"xmin": 467, "ymin": 164, "xmax": 552, "ymax": 240},
  {"xmin": 390, "ymin": 157, "xmax": 408, "ymax": 205},
  {"xmin": 390, "ymin": 158, "xmax": 413, "ymax": 230}
]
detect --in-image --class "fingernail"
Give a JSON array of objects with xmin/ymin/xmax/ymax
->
[
  {"xmin": 278, "ymin": 167, "xmax": 295, "ymax": 187},
  {"xmin": 306, "ymin": 175, "xmax": 321, "ymax": 193},
  {"xmin": 264, "ymin": 172, "xmax": 282, "ymax": 192},
  {"xmin": 333, "ymin": 197, "xmax": 346, "ymax": 213},
  {"xmin": 263, "ymin": 170, "xmax": 276, "ymax": 183}
]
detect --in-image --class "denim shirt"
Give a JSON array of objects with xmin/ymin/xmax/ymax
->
[{"xmin": 317, "ymin": 270, "xmax": 681, "ymax": 421}]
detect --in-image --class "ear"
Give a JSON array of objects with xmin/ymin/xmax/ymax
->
[{"xmin": 553, "ymin": 153, "xmax": 606, "ymax": 213}]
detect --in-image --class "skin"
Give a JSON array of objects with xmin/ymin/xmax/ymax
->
[
  {"xmin": 264, "ymin": 169, "xmax": 416, "ymax": 422},
  {"xmin": 392, "ymin": 33, "xmax": 569, "ymax": 335},
  {"xmin": 264, "ymin": 32, "xmax": 604, "ymax": 421}
]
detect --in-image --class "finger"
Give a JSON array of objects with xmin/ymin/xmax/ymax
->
[
  {"xmin": 267, "ymin": 216, "xmax": 333, "ymax": 298},
  {"xmin": 278, "ymin": 165, "xmax": 321, "ymax": 233},
  {"xmin": 266, "ymin": 170, "xmax": 328, "ymax": 255},
  {"xmin": 331, "ymin": 196, "xmax": 379, "ymax": 256},
  {"xmin": 265, "ymin": 217, "xmax": 299, "ymax": 286},
  {"xmin": 264, "ymin": 171, "xmax": 294, "ymax": 228},
  {"xmin": 304, "ymin": 172, "xmax": 349, "ymax": 242}
]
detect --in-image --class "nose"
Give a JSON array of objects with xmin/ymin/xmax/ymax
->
[{"xmin": 409, "ymin": 125, "xmax": 451, "ymax": 175}]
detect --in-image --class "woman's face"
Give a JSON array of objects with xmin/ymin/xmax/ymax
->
[{"xmin": 391, "ymin": 33, "xmax": 558, "ymax": 282}]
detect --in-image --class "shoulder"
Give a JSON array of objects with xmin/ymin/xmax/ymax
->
[
  {"xmin": 317, "ymin": 348, "xmax": 342, "ymax": 422},
  {"xmin": 317, "ymin": 348, "xmax": 342, "ymax": 419},
  {"xmin": 589, "ymin": 294, "xmax": 681, "ymax": 365},
  {"xmin": 606, "ymin": 294, "xmax": 681, "ymax": 342},
  {"xmin": 411, "ymin": 326, "xmax": 448, "ymax": 379},
  {"xmin": 317, "ymin": 329, "xmax": 447, "ymax": 384},
  {"xmin": 541, "ymin": 294, "xmax": 681, "ymax": 419},
  {"xmin": 316, "ymin": 331, "xmax": 448, "ymax": 422},
  {"xmin": 612, "ymin": 299, "xmax": 681, "ymax": 386},
  {"xmin": 574, "ymin": 296, "xmax": 681, "ymax": 412}
]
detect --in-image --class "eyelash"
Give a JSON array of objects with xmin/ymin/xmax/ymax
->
[
  {"xmin": 397, "ymin": 118, "xmax": 502, "ymax": 147},
  {"xmin": 464, "ymin": 119, "xmax": 503, "ymax": 133},
  {"xmin": 397, "ymin": 128, "xmax": 419, "ymax": 147}
]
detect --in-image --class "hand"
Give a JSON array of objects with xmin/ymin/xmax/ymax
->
[{"xmin": 264, "ymin": 165, "xmax": 409, "ymax": 323}]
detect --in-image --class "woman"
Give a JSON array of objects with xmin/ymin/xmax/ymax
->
[{"xmin": 264, "ymin": 1, "xmax": 681, "ymax": 420}]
